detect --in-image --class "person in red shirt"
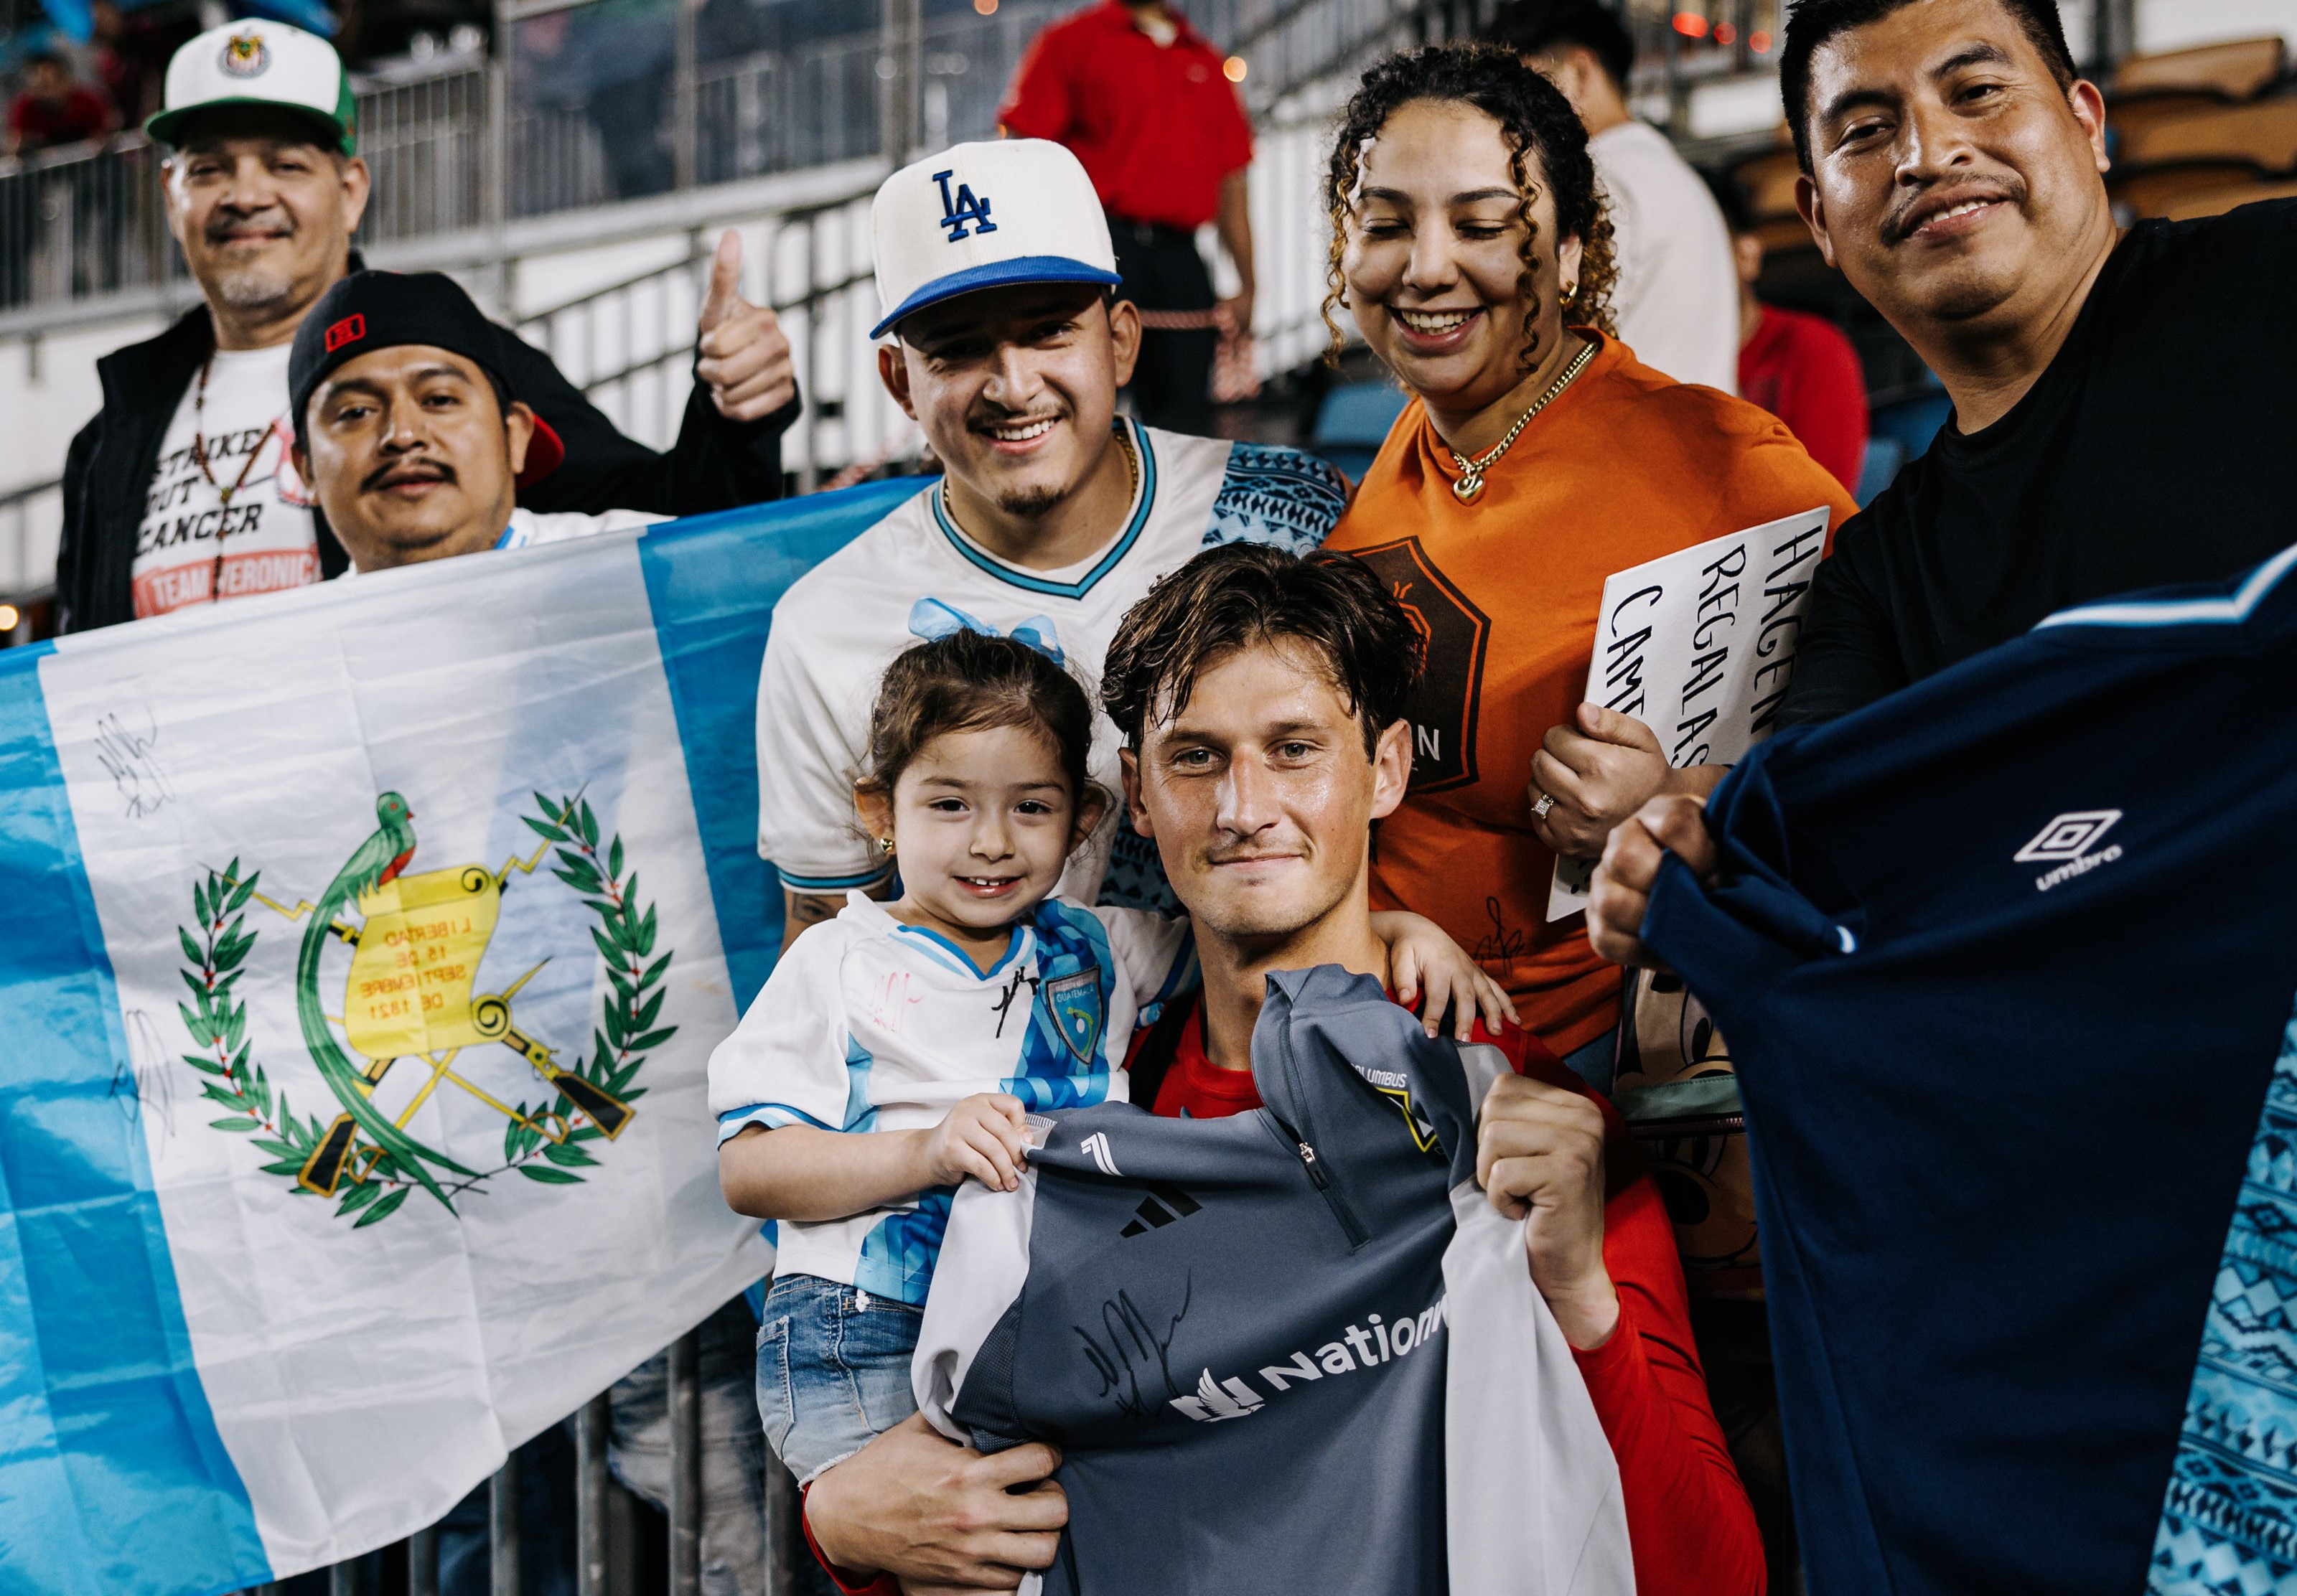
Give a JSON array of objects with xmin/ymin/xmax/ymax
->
[
  {"xmin": 1715, "ymin": 176, "xmax": 1871, "ymax": 494},
  {"xmin": 801, "ymin": 543, "xmax": 1764, "ymax": 1595},
  {"xmin": 1000, "ymin": 1, "xmax": 1254, "ymax": 437},
  {"xmin": 6, "ymin": 51, "xmax": 115, "ymax": 156}
]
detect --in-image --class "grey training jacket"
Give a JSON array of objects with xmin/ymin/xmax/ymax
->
[{"xmin": 914, "ymin": 965, "xmax": 1632, "ymax": 1596}]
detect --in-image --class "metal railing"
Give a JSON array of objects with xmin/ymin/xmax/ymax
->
[
  {"xmin": 254, "ymin": 1330, "xmax": 738, "ymax": 1596},
  {"xmin": 0, "ymin": 0, "xmax": 1502, "ymax": 321}
]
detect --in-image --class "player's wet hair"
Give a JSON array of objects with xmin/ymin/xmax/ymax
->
[
  {"xmin": 1322, "ymin": 43, "xmax": 1619, "ymax": 367},
  {"xmin": 856, "ymin": 629, "xmax": 1099, "ymax": 820},
  {"xmin": 1782, "ymin": 0, "xmax": 2079, "ymax": 173},
  {"xmin": 1100, "ymin": 543, "xmax": 1425, "ymax": 757}
]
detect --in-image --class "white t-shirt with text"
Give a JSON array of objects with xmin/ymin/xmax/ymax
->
[{"xmin": 133, "ymin": 343, "xmax": 320, "ymax": 619}]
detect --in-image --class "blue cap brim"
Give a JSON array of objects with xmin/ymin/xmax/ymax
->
[{"xmin": 871, "ymin": 255, "xmax": 1125, "ymax": 340}]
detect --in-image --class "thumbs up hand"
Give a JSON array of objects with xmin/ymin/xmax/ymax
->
[{"xmin": 696, "ymin": 230, "xmax": 796, "ymax": 423}]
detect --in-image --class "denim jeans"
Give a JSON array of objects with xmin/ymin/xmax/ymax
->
[{"xmin": 754, "ymin": 1274, "xmax": 922, "ymax": 1486}]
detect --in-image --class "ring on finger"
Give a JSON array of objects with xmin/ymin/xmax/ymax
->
[{"xmin": 1531, "ymin": 792, "xmax": 1556, "ymax": 820}]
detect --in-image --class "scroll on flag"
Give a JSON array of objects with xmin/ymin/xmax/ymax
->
[{"xmin": 0, "ymin": 477, "xmax": 920, "ymax": 1596}]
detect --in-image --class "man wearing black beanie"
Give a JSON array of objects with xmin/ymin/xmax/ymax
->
[{"xmin": 288, "ymin": 270, "xmax": 659, "ymax": 571}]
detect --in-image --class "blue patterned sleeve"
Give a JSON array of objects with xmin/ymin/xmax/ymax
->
[{"xmin": 1203, "ymin": 443, "xmax": 1352, "ymax": 554}]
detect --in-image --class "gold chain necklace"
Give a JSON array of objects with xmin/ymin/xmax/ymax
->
[{"xmin": 1446, "ymin": 338, "xmax": 1599, "ymax": 503}]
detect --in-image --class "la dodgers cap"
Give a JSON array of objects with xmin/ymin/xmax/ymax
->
[
  {"xmin": 147, "ymin": 21, "xmax": 357, "ymax": 155},
  {"xmin": 869, "ymin": 139, "xmax": 1122, "ymax": 340},
  {"xmin": 289, "ymin": 271, "xmax": 566, "ymax": 487}
]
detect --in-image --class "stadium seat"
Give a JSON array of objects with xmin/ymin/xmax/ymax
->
[
  {"xmin": 2116, "ymin": 98, "xmax": 2297, "ymax": 171},
  {"xmin": 1731, "ymin": 147, "xmax": 1804, "ymax": 222},
  {"xmin": 2108, "ymin": 92, "xmax": 2227, "ymax": 154},
  {"xmin": 1311, "ymin": 381, "xmax": 1409, "ymax": 484},
  {"xmin": 2111, "ymin": 37, "xmax": 2286, "ymax": 101},
  {"xmin": 1753, "ymin": 214, "xmax": 1815, "ymax": 255},
  {"xmin": 2159, "ymin": 175, "xmax": 2297, "ymax": 222},
  {"xmin": 2111, "ymin": 159, "xmax": 2270, "ymax": 218}
]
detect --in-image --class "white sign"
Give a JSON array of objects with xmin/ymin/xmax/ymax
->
[{"xmin": 1547, "ymin": 506, "xmax": 1833, "ymax": 921}]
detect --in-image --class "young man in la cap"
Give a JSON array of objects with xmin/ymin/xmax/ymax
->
[
  {"xmin": 58, "ymin": 18, "xmax": 800, "ymax": 632},
  {"xmin": 755, "ymin": 137, "xmax": 1350, "ymax": 954}
]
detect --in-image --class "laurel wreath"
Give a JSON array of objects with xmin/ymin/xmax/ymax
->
[{"xmin": 176, "ymin": 792, "xmax": 673, "ymax": 1227}]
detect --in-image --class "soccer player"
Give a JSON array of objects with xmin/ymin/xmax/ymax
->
[
  {"xmin": 756, "ymin": 139, "xmax": 1348, "ymax": 956},
  {"xmin": 800, "ymin": 545, "xmax": 1762, "ymax": 1596}
]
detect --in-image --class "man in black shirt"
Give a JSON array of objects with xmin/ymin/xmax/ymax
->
[
  {"xmin": 1587, "ymin": 0, "xmax": 2297, "ymax": 962},
  {"xmin": 1777, "ymin": 0, "xmax": 2297, "ymax": 728}
]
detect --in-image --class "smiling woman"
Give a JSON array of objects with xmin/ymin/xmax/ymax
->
[{"xmin": 1321, "ymin": 47, "xmax": 1857, "ymax": 1071}]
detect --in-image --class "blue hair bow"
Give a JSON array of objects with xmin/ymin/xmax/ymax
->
[{"xmin": 907, "ymin": 598, "xmax": 1067, "ymax": 667}]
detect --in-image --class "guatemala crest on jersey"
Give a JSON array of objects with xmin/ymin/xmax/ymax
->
[{"xmin": 1044, "ymin": 968, "xmax": 1103, "ymax": 1066}]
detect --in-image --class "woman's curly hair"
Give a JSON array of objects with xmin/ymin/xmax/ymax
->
[{"xmin": 1322, "ymin": 43, "xmax": 1619, "ymax": 369}]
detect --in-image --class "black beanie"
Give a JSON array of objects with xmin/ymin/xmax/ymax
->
[{"xmin": 289, "ymin": 270, "xmax": 564, "ymax": 484}]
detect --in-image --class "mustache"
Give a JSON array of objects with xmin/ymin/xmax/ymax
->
[
  {"xmin": 205, "ymin": 209, "xmax": 296, "ymax": 245},
  {"xmin": 362, "ymin": 459, "xmax": 456, "ymax": 493},
  {"xmin": 1883, "ymin": 179, "xmax": 2026, "ymax": 245}
]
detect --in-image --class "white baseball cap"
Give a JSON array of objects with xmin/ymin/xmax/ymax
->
[
  {"xmin": 148, "ymin": 21, "xmax": 356, "ymax": 155},
  {"xmin": 869, "ymin": 139, "xmax": 1122, "ymax": 340}
]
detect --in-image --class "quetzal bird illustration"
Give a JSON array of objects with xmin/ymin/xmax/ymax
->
[{"xmin": 296, "ymin": 791, "xmax": 477, "ymax": 1208}]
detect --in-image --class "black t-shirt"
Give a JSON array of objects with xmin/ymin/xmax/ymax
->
[{"xmin": 1780, "ymin": 198, "xmax": 2297, "ymax": 727}]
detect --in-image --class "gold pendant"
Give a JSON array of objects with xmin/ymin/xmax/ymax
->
[{"xmin": 1452, "ymin": 471, "xmax": 1484, "ymax": 503}]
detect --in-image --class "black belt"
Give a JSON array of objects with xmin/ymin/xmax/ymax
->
[{"xmin": 1108, "ymin": 215, "xmax": 1199, "ymax": 246}]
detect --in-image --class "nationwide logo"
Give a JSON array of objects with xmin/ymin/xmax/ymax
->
[
  {"xmin": 177, "ymin": 789, "xmax": 671, "ymax": 1229},
  {"xmin": 2014, "ymin": 809, "xmax": 2125, "ymax": 892},
  {"xmin": 1169, "ymin": 1295, "xmax": 1448, "ymax": 1423}
]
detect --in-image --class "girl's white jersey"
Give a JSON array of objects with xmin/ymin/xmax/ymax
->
[
  {"xmin": 708, "ymin": 891, "xmax": 1196, "ymax": 1305},
  {"xmin": 754, "ymin": 422, "xmax": 1348, "ymax": 910}
]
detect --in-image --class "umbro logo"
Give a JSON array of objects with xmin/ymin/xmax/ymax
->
[
  {"xmin": 2016, "ymin": 809, "xmax": 2125, "ymax": 893},
  {"xmin": 2013, "ymin": 809, "xmax": 2121, "ymax": 863},
  {"xmin": 1120, "ymin": 1180, "xmax": 1202, "ymax": 1238}
]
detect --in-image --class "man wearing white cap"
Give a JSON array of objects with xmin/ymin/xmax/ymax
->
[
  {"xmin": 756, "ymin": 138, "xmax": 1349, "ymax": 954},
  {"xmin": 55, "ymin": 19, "xmax": 800, "ymax": 634}
]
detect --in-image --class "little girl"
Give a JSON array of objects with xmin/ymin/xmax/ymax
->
[{"xmin": 710, "ymin": 628, "xmax": 1510, "ymax": 1489}]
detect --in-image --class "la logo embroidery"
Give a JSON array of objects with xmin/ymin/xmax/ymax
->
[{"xmin": 930, "ymin": 169, "xmax": 998, "ymax": 242}]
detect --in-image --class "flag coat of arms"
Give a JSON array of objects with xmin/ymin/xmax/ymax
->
[{"xmin": 0, "ymin": 479, "xmax": 920, "ymax": 1596}]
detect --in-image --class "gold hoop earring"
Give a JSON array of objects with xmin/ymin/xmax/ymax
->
[{"xmin": 1559, "ymin": 281, "xmax": 1579, "ymax": 307}]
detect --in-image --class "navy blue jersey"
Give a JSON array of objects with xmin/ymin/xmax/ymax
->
[{"xmin": 1642, "ymin": 543, "xmax": 2297, "ymax": 1596}]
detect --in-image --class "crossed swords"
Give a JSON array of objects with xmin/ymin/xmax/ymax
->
[{"xmin": 225, "ymin": 844, "xmax": 637, "ymax": 1197}]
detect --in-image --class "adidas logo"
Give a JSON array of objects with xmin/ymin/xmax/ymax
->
[{"xmin": 1120, "ymin": 1180, "xmax": 1203, "ymax": 1238}]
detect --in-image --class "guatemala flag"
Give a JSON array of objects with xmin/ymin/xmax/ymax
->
[{"xmin": 0, "ymin": 478, "xmax": 920, "ymax": 1596}]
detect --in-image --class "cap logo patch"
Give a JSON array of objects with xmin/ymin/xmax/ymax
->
[
  {"xmin": 930, "ymin": 169, "xmax": 997, "ymax": 243},
  {"xmin": 323, "ymin": 314, "xmax": 365, "ymax": 352},
  {"xmin": 218, "ymin": 30, "xmax": 269, "ymax": 78}
]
